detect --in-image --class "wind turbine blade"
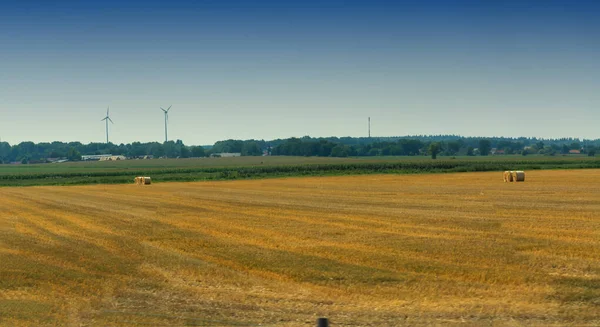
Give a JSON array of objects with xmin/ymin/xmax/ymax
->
[
  {"xmin": 166, "ymin": 105, "xmax": 172, "ymax": 112},
  {"xmin": 161, "ymin": 107, "xmax": 167, "ymax": 113},
  {"xmin": 101, "ymin": 117, "xmax": 107, "ymax": 121},
  {"xmin": 108, "ymin": 117, "xmax": 114, "ymax": 124},
  {"xmin": 107, "ymin": 107, "xmax": 109, "ymax": 115}
]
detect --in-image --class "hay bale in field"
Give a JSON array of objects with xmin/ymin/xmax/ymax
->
[
  {"xmin": 503, "ymin": 171, "xmax": 513, "ymax": 182},
  {"xmin": 513, "ymin": 171, "xmax": 525, "ymax": 182},
  {"xmin": 134, "ymin": 176, "xmax": 149, "ymax": 185}
]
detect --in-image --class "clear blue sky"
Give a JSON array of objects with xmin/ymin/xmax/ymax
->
[{"xmin": 1, "ymin": 0, "xmax": 598, "ymax": 145}]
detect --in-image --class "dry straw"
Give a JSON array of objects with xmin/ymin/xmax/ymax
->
[
  {"xmin": 503, "ymin": 171, "xmax": 525, "ymax": 182},
  {"xmin": 513, "ymin": 171, "xmax": 525, "ymax": 182},
  {"xmin": 134, "ymin": 176, "xmax": 152, "ymax": 185}
]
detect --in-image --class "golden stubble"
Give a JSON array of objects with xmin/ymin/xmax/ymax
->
[{"xmin": 1, "ymin": 170, "xmax": 599, "ymax": 326}]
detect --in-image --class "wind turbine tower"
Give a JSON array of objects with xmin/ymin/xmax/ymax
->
[
  {"xmin": 101, "ymin": 107, "xmax": 114, "ymax": 144},
  {"xmin": 368, "ymin": 117, "xmax": 371, "ymax": 138},
  {"xmin": 161, "ymin": 105, "xmax": 172, "ymax": 143}
]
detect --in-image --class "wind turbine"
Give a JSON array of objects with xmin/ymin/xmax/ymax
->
[
  {"xmin": 161, "ymin": 105, "xmax": 172, "ymax": 143},
  {"xmin": 101, "ymin": 107, "xmax": 114, "ymax": 144}
]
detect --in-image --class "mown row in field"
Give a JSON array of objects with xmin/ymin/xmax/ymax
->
[
  {"xmin": 1, "ymin": 170, "xmax": 599, "ymax": 326},
  {"xmin": 1, "ymin": 156, "xmax": 600, "ymax": 186}
]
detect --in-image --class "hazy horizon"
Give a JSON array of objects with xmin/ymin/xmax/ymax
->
[
  {"xmin": 1, "ymin": 132, "xmax": 599, "ymax": 147},
  {"xmin": 1, "ymin": 0, "xmax": 599, "ymax": 145}
]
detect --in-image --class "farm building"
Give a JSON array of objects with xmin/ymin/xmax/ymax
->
[
  {"xmin": 82, "ymin": 154, "xmax": 127, "ymax": 161},
  {"xmin": 99, "ymin": 155, "xmax": 126, "ymax": 161},
  {"xmin": 82, "ymin": 154, "xmax": 113, "ymax": 161},
  {"xmin": 211, "ymin": 152, "xmax": 241, "ymax": 158}
]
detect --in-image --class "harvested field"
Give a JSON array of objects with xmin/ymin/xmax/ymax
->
[{"xmin": 1, "ymin": 170, "xmax": 599, "ymax": 326}]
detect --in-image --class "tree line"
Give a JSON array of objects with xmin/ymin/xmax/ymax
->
[
  {"xmin": 0, "ymin": 140, "xmax": 206, "ymax": 164},
  {"xmin": 0, "ymin": 135, "xmax": 598, "ymax": 163},
  {"xmin": 269, "ymin": 136, "xmax": 598, "ymax": 158}
]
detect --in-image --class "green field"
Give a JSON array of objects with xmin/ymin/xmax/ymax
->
[{"xmin": 1, "ymin": 155, "xmax": 599, "ymax": 187}]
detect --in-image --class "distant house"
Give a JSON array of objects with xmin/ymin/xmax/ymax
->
[
  {"xmin": 211, "ymin": 152, "xmax": 241, "ymax": 158},
  {"xmin": 82, "ymin": 154, "xmax": 113, "ymax": 161},
  {"xmin": 568, "ymin": 149, "xmax": 581, "ymax": 154},
  {"xmin": 82, "ymin": 154, "xmax": 127, "ymax": 161},
  {"xmin": 100, "ymin": 155, "xmax": 126, "ymax": 161},
  {"xmin": 493, "ymin": 149, "xmax": 505, "ymax": 155}
]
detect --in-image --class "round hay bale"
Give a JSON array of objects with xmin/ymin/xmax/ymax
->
[
  {"xmin": 505, "ymin": 171, "xmax": 514, "ymax": 182},
  {"xmin": 514, "ymin": 171, "xmax": 525, "ymax": 182},
  {"xmin": 143, "ymin": 177, "xmax": 152, "ymax": 185}
]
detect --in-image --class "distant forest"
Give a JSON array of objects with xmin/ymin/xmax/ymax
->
[{"xmin": 0, "ymin": 135, "xmax": 598, "ymax": 163}]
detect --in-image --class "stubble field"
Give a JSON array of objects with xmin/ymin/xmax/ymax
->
[{"xmin": 1, "ymin": 170, "xmax": 599, "ymax": 326}]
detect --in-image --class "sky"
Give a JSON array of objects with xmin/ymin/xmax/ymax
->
[{"xmin": 1, "ymin": 0, "xmax": 599, "ymax": 145}]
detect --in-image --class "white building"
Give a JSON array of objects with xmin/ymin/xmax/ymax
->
[
  {"xmin": 81, "ymin": 154, "xmax": 127, "ymax": 161},
  {"xmin": 211, "ymin": 152, "xmax": 241, "ymax": 158},
  {"xmin": 81, "ymin": 154, "xmax": 113, "ymax": 161}
]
